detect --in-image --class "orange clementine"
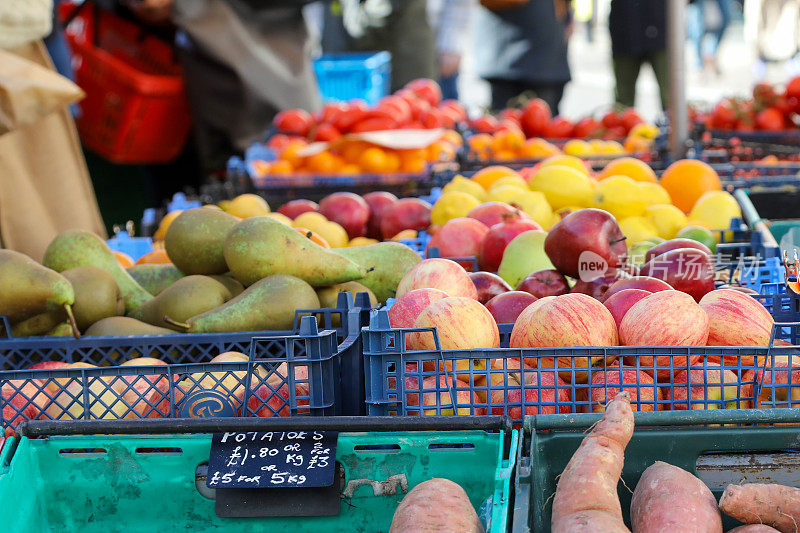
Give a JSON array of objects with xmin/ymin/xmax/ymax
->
[
  {"xmin": 440, "ymin": 130, "xmax": 463, "ymax": 147},
  {"xmin": 294, "ymin": 227, "xmax": 331, "ymax": 248},
  {"xmin": 494, "ymin": 150, "xmax": 518, "ymax": 161},
  {"xmin": 279, "ymin": 139, "xmax": 308, "ymax": 168},
  {"xmin": 400, "ymin": 153, "xmax": 426, "ymax": 173},
  {"xmin": 340, "ymin": 163, "xmax": 361, "ymax": 175},
  {"xmin": 519, "ymin": 138, "xmax": 560, "ymax": 159},
  {"xmin": 135, "ymin": 248, "xmax": 171, "ymax": 265},
  {"xmin": 470, "ymin": 166, "xmax": 522, "ymax": 190},
  {"xmin": 427, "ymin": 141, "xmax": 457, "ymax": 162},
  {"xmin": 113, "ymin": 251, "xmax": 134, "ymax": 268},
  {"xmin": 384, "ymin": 151, "xmax": 401, "ymax": 173},
  {"xmin": 252, "ymin": 160, "xmax": 271, "ymax": 176},
  {"xmin": 307, "ymin": 150, "xmax": 337, "ymax": 174},
  {"xmin": 659, "ymin": 159, "xmax": 722, "ymax": 213},
  {"xmin": 340, "ymin": 141, "xmax": 369, "ymax": 163},
  {"xmin": 623, "ymin": 136, "xmax": 651, "ymax": 153},
  {"xmin": 491, "ymin": 129, "xmax": 526, "ymax": 154},
  {"xmin": 597, "ymin": 157, "xmax": 657, "ymax": 183},
  {"xmin": 358, "ymin": 147, "xmax": 389, "ymax": 173},
  {"xmin": 270, "ymin": 160, "xmax": 294, "ymax": 175}
]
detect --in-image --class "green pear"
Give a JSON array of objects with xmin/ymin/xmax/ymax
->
[
  {"xmin": 497, "ymin": 230, "xmax": 554, "ymax": 287},
  {"xmin": 223, "ymin": 217, "xmax": 366, "ymax": 286},
  {"xmin": 317, "ymin": 281, "xmax": 378, "ymax": 327},
  {"xmin": 333, "ymin": 242, "xmax": 422, "ymax": 303},
  {"xmin": 47, "ymin": 323, "xmax": 74, "ymax": 336},
  {"xmin": 130, "ymin": 275, "xmax": 232, "ymax": 331},
  {"xmin": 209, "ymin": 275, "xmax": 244, "ymax": 297},
  {"xmin": 0, "ymin": 250, "xmax": 79, "ymax": 336},
  {"xmin": 164, "ymin": 208, "xmax": 239, "ymax": 274},
  {"xmin": 127, "ymin": 264, "xmax": 185, "ymax": 295},
  {"xmin": 84, "ymin": 316, "xmax": 175, "ymax": 336},
  {"xmin": 61, "ymin": 266, "xmax": 124, "ymax": 332},
  {"xmin": 11, "ymin": 310, "xmax": 66, "ymax": 337},
  {"xmin": 177, "ymin": 274, "xmax": 320, "ymax": 333},
  {"xmin": 43, "ymin": 230, "xmax": 153, "ymax": 313}
]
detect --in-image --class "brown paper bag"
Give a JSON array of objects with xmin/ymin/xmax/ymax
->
[{"xmin": 0, "ymin": 41, "xmax": 106, "ymax": 262}]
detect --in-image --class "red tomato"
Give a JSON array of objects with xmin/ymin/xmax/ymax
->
[
  {"xmin": 405, "ymin": 78, "xmax": 442, "ymax": 107},
  {"xmin": 542, "ymin": 117, "xmax": 574, "ymax": 139},
  {"xmin": 786, "ymin": 76, "xmax": 800, "ymax": 101},
  {"xmin": 418, "ymin": 109, "xmax": 443, "ymax": 129},
  {"xmin": 311, "ymin": 123, "xmax": 342, "ymax": 142},
  {"xmin": 756, "ymin": 107, "xmax": 787, "ymax": 131},
  {"xmin": 572, "ymin": 117, "xmax": 602, "ymax": 138},
  {"xmin": 495, "ymin": 119, "xmax": 524, "ymax": 133},
  {"xmin": 334, "ymin": 102, "xmax": 368, "ymax": 133},
  {"xmin": 349, "ymin": 117, "xmax": 398, "ymax": 133},
  {"xmin": 753, "ymin": 82, "xmax": 778, "ymax": 107},
  {"xmin": 619, "ymin": 108, "xmax": 644, "ymax": 133},
  {"xmin": 274, "ymin": 109, "xmax": 313, "ymax": 136},
  {"xmin": 602, "ymin": 126, "xmax": 627, "ymax": 139},
  {"xmin": 601, "ymin": 111, "xmax": 622, "ymax": 129},
  {"xmin": 499, "ymin": 108, "xmax": 523, "ymax": 125},
  {"xmin": 377, "ymin": 96, "xmax": 412, "ymax": 125},
  {"xmin": 520, "ymin": 99, "xmax": 551, "ymax": 138},
  {"xmin": 711, "ymin": 100, "xmax": 737, "ymax": 130},
  {"xmin": 439, "ymin": 99, "xmax": 468, "ymax": 123},
  {"xmin": 266, "ymin": 134, "xmax": 292, "ymax": 151},
  {"xmin": 314, "ymin": 103, "xmax": 346, "ymax": 125},
  {"xmin": 469, "ymin": 115, "xmax": 499, "ymax": 134}
]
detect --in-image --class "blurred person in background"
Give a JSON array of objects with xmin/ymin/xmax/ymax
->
[
  {"xmin": 428, "ymin": 0, "xmax": 473, "ymax": 101},
  {"xmin": 608, "ymin": 0, "xmax": 668, "ymax": 110},
  {"xmin": 688, "ymin": 0, "xmax": 732, "ymax": 76},
  {"xmin": 744, "ymin": 0, "xmax": 800, "ymax": 78},
  {"xmin": 475, "ymin": 0, "xmax": 573, "ymax": 114}
]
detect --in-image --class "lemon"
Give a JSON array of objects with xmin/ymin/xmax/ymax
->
[
  {"xmin": 629, "ymin": 122, "xmax": 660, "ymax": 140},
  {"xmin": 226, "ymin": 193, "xmax": 270, "ymax": 218},
  {"xmin": 509, "ymin": 190, "xmax": 552, "ymax": 228},
  {"xmin": 348, "ymin": 237, "xmax": 379, "ymax": 247},
  {"xmin": 544, "ymin": 211, "xmax": 562, "ymax": 230},
  {"xmin": 619, "ymin": 216, "xmax": 660, "ymax": 248},
  {"xmin": 431, "ymin": 190, "xmax": 481, "ymax": 226},
  {"xmin": 217, "ymin": 200, "xmax": 231, "ymax": 212},
  {"xmin": 528, "ymin": 165, "xmax": 594, "ymax": 209},
  {"xmin": 489, "ymin": 175, "xmax": 529, "ymax": 191},
  {"xmin": 638, "ymin": 182, "xmax": 672, "ymax": 206},
  {"xmin": 391, "ymin": 229, "xmax": 418, "ymax": 241},
  {"xmin": 689, "ymin": 191, "xmax": 741, "ymax": 231},
  {"xmin": 487, "ymin": 184, "xmax": 526, "ymax": 204},
  {"xmin": 588, "ymin": 139, "xmax": 607, "ymax": 154},
  {"xmin": 265, "ymin": 212, "xmax": 293, "ymax": 226},
  {"xmin": 539, "ymin": 154, "xmax": 590, "ymax": 176},
  {"xmin": 153, "ymin": 209, "xmax": 183, "ymax": 240},
  {"xmin": 293, "ymin": 211, "xmax": 328, "ymax": 229},
  {"xmin": 563, "ymin": 139, "xmax": 593, "ymax": 157},
  {"xmin": 600, "ymin": 141, "xmax": 626, "ymax": 154},
  {"xmin": 593, "ymin": 175, "xmax": 648, "ymax": 219},
  {"xmin": 442, "ymin": 175, "xmax": 487, "ymax": 201},
  {"xmin": 645, "ymin": 204, "xmax": 689, "ymax": 240},
  {"xmin": 315, "ymin": 221, "xmax": 349, "ymax": 248}
]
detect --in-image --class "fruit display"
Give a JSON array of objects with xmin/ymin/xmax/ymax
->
[{"xmin": 696, "ymin": 78, "xmax": 800, "ymax": 132}]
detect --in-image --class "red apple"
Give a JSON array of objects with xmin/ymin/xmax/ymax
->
[
  {"xmin": 588, "ymin": 365, "xmax": 663, "ymax": 412},
  {"xmin": 248, "ymin": 363, "xmax": 310, "ymax": 417},
  {"xmin": 405, "ymin": 374, "xmax": 482, "ymax": 415},
  {"xmin": 670, "ymin": 365, "xmax": 743, "ymax": 410},
  {"xmin": 389, "ymin": 288, "xmax": 450, "ymax": 328},
  {"xmin": 755, "ymin": 355, "xmax": 800, "ymax": 408},
  {"xmin": 700, "ymin": 289, "xmax": 775, "ymax": 346},
  {"xmin": 396, "ymin": 258, "xmax": 478, "ymax": 299},
  {"xmin": 277, "ymin": 199, "xmax": 318, "ymax": 220},
  {"xmin": 118, "ymin": 358, "xmax": 176, "ymax": 419},
  {"xmin": 408, "ymin": 297, "xmax": 500, "ymax": 353},
  {"xmin": 639, "ymin": 248, "xmax": 715, "ymax": 302},
  {"xmin": 644, "ymin": 238, "xmax": 712, "ymax": 264},
  {"xmin": 467, "ymin": 202, "xmax": 530, "ymax": 229},
  {"xmin": 570, "ymin": 271, "xmax": 625, "ymax": 301},
  {"xmin": 319, "ymin": 192, "xmax": 370, "ymax": 239},
  {"xmin": 489, "ymin": 369, "xmax": 571, "ymax": 419},
  {"xmin": 510, "ymin": 293, "xmax": 619, "ymax": 382},
  {"xmin": 363, "ymin": 191, "xmax": 398, "ymax": 239},
  {"xmin": 469, "ymin": 272, "xmax": 512, "ymax": 304},
  {"xmin": 381, "ymin": 198, "xmax": 432, "ymax": 239},
  {"xmin": 544, "ymin": 208, "xmax": 627, "ymax": 280},
  {"xmin": 427, "ymin": 217, "xmax": 489, "ymax": 270},
  {"xmin": 479, "ymin": 216, "xmax": 543, "ymax": 272},
  {"xmin": 603, "ymin": 289, "xmax": 652, "ymax": 329},
  {"xmin": 602, "ymin": 276, "xmax": 673, "ymax": 302},
  {"xmin": 516, "ymin": 269, "xmax": 570, "ymax": 298},
  {"xmin": 485, "ymin": 291, "xmax": 538, "ymax": 324},
  {"xmin": 715, "ymin": 284, "xmax": 759, "ymax": 295}
]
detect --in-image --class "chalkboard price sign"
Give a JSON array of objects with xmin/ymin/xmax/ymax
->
[{"xmin": 207, "ymin": 431, "xmax": 338, "ymax": 489}]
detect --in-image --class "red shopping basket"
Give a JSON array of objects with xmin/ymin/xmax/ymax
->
[{"xmin": 62, "ymin": 3, "xmax": 191, "ymax": 164}]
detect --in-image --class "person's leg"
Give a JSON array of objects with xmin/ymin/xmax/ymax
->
[
  {"xmin": 612, "ymin": 54, "xmax": 642, "ymax": 108},
  {"xmin": 489, "ymin": 79, "xmax": 525, "ymax": 111},
  {"xmin": 709, "ymin": 0, "xmax": 732, "ymax": 58},
  {"xmin": 439, "ymin": 74, "xmax": 459, "ymax": 101},
  {"xmin": 530, "ymin": 83, "xmax": 567, "ymax": 116},
  {"xmin": 687, "ymin": 1, "xmax": 705, "ymax": 69},
  {"xmin": 648, "ymin": 49, "xmax": 670, "ymax": 111}
]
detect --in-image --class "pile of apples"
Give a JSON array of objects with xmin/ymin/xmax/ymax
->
[
  {"xmin": 2, "ymin": 352, "xmax": 306, "ymax": 435},
  {"xmin": 696, "ymin": 78, "xmax": 800, "ymax": 132},
  {"xmin": 385, "ymin": 206, "xmax": 793, "ymax": 416}
]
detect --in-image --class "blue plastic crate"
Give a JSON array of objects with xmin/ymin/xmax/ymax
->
[
  {"xmin": 0, "ymin": 294, "xmax": 374, "ymax": 434},
  {"xmin": 362, "ymin": 309, "xmax": 800, "ymax": 424},
  {"xmin": 105, "ymin": 231, "xmax": 153, "ymax": 261},
  {"xmin": 313, "ymin": 52, "xmax": 391, "ymax": 106}
]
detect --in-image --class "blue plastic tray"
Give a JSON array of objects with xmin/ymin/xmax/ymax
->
[{"xmin": 313, "ymin": 52, "xmax": 391, "ymax": 106}]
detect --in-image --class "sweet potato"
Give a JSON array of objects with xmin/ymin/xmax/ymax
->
[
  {"xmin": 727, "ymin": 526, "xmax": 781, "ymax": 532},
  {"xmin": 630, "ymin": 461, "xmax": 722, "ymax": 533},
  {"xmin": 389, "ymin": 478, "xmax": 484, "ymax": 533},
  {"xmin": 551, "ymin": 391, "xmax": 634, "ymax": 533},
  {"xmin": 719, "ymin": 483, "xmax": 800, "ymax": 533}
]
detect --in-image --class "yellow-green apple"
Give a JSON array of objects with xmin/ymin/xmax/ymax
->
[
  {"xmin": 586, "ymin": 366, "xmax": 662, "ymax": 412},
  {"xmin": 670, "ymin": 365, "xmax": 742, "ymax": 410},
  {"xmin": 602, "ymin": 276, "xmax": 672, "ymax": 302},
  {"xmin": 43, "ymin": 362, "xmax": 130, "ymax": 420},
  {"xmin": 380, "ymin": 198, "xmax": 432, "ymax": 240},
  {"xmin": 497, "ymin": 230, "xmax": 554, "ymax": 288},
  {"xmin": 408, "ymin": 297, "xmax": 500, "ymax": 380},
  {"xmin": 485, "ymin": 291, "xmax": 537, "ymax": 324},
  {"xmin": 620, "ymin": 290, "xmax": 709, "ymax": 348},
  {"xmin": 516, "ymin": 269, "xmax": 569, "ymax": 298},
  {"xmin": 478, "ymin": 215, "xmax": 542, "ymax": 272},
  {"xmin": 363, "ymin": 191, "xmax": 398, "ymax": 239},
  {"xmin": 543, "ymin": 208, "xmax": 627, "ymax": 279},
  {"xmin": 469, "ymin": 272, "xmax": 512, "ymax": 304},
  {"xmin": 510, "ymin": 293, "xmax": 619, "ymax": 383},
  {"xmin": 467, "ymin": 201, "xmax": 530, "ymax": 228},
  {"xmin": 396, "ymin": 258, "xmax": 478, "ymax": 299},
  {"xmin": 405, "ymin": 374, "xmax": 483, "ymax": 415},
  {"xmin": 175, "ymin": 352, "xmax": 267, "ymax": 416},
  {"xmin": 699, "ymin": 289, "xmax": 774, "ymax": 346},
  {"xmin": 118, "ymin": 358, "xmax": 172, "ymax": 419},
  {"xmin": 388, "ymin": 288, "xmax": 449, "ymax": 328},
  {"xmin": 603, "ymin": 289, "xmax": 652, "ymax": 329},
  {"xmin": 644, "ymin": 238, "xmax": 712, "ymax": 264},
  {"xmin": 755, "ymin": 355, "xmax": 800, "ymax": 408},
  {"xmin": 639, "ymin": 248, "xmax": 715, "ymax": 301},
  {"xmin": 489, "ymin": 367, "xmax": 570, "ymax": 419},
  {"xmin": 428, "ymin": 218, "xmax": 489, "ymax": 270},
  {"xmin": 319, "ymin": 192, "xmax": 370, "ymax": 239}
]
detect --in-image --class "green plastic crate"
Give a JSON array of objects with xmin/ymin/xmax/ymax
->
[
  {"xmin": 513, "ymin": 408, "xmax": 800, "ymax": 533},
  {"xmin": 0, "ymin": 428, "xmax": 516, "ymax": 532}
]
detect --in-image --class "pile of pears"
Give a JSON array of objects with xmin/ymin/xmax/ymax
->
[{"xmin": 0, "ymin": 206, "xmax": 422, "ymax": 339}]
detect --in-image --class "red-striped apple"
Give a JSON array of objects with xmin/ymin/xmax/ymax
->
[
  {"xmin": 670, "ymin": 365, "xmax": 743, "ymax": 410},
  {"xmin": 396, "ymin": 258, "xmax": 478, "ymax": 299},
  {"xmin": 699, "ymin": 289, "xmax": 774, "ymax": 346},
  {"xmin": 587, "ymin": 365, "xmax": 662, "ymax": 412},
  {"xmin": 603, "ymin": 289, "xmax": 652, "ymax": 329}
]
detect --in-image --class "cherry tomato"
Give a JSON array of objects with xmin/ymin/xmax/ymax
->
[
  {"xmin": 756, "ymin": 107, "xmax": 787, "ymax": 131},
  {"xmin": 572, "ymin": 117, "xmax": 603, "ymax": 138},
  {"xmin": 542, "ymin": 117, "xmax": 574, "ymax": 139},
  {"xmin": 311, "ymin": 123, "xmax": 342, "ymax": 142},
  {"xmin": 349, "ymin": 117, "xmax": 398, "ymax": 133},
  {"xmin": 619, "ymin": 108, "xmax": 644, "ymax": 133},
  {"xmin": 520, "ymin": 99, "xmax": 551, "ymax": 138},
  {"xmin": 274, "ymin": 109, "xmax": 313, "ymax": 137},
  {"xmin": 601, "ymin": 111, "xmax": 622, "ymax": 129},
  {"xmin": 469, "ymin": 115, "xmax": 499, "ymax": 134},
  {"xmin": 405, "ymin": 78, "xmax": 442, "ymax": 107}
]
